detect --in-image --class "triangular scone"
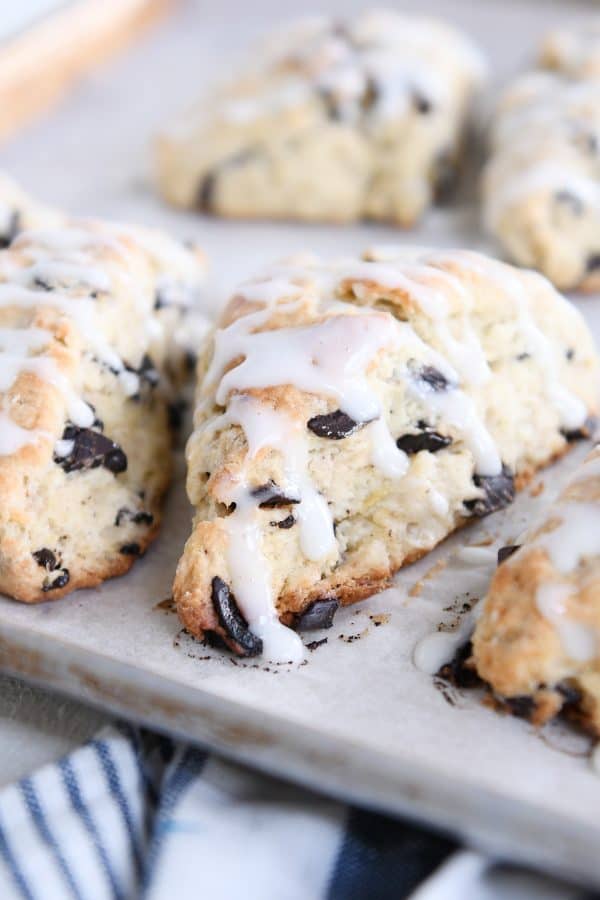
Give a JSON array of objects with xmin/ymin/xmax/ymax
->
[
  {"xmin": 174, "ymin": 247, "xmax": 599, "ymax": 661},
  {"xmin": 0, "ymin": 215, "xmax": 206, "ymax": 603},
  {"xmin": 473, "ymin": 443, "xmax": 600, "ymax": 735},
  {"xmin": 482, "ymin": 70, "xmax": 600, "ymax": 292},
  {"xmin": 157, "ymin": 11, "xmax": 485, "ymax": 226}
]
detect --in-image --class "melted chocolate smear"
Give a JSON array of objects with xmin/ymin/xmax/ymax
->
[
  {"xmin": 296, "ymin": 598, "xmax": 340, "ymax": 631},
  {"xmin": 211, "ymin": 576, "xmax": 263, "ymax": 657},
  {"xmin": 42, "ymin": 569, "xmax": 70, "ymax": 592},
  {"xmin": 497, "ymin": 544, "xmax": 521, "ymax": 565},
  {"xmin": 251, "ymin": 480, "xmax": 300, "ymax": 508},
  {"xmin": 32, "ymin": 548, "xmax": 58, "ymax": 571},
  {"xmin": 436, "ymin": 641, "xmax": 482, "ymax": 690},
  {"xmin": 396, "ymin": 425, "xmax": 452, "ymax": 455},
  {"xmin": 464, "ymin": 465, "xmax": 515, "ymax": 517},
  {"xmin": 0, "ymin": 210, "xmax": 20, "ymax": 248},
  {"xmin": 54, "ymin": 425, "xmax": 127, "ymax": 474},
  {"xmin": 307, "ymin": 410, "xmax": 364, "ymax": 439}
]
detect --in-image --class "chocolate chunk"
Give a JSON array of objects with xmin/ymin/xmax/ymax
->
[
  {"xmin": 396, "ymin": 424, "xmax": 452, "ymax": 454},
  {"xmin": 516, "ymin": 352, "xmax": 531, "ymax": 361},
  {"xmin": 586, "ymin": 254, "xmax": 600, "ymax": 272},
  {"xmin": 211, "ymin": 576, "xmax": 263, "ymax": 656},
  {"xmin": 503, "ymin": 695, "xmax": 535, "ymax": 719},
  {"xmin": 197, "ymin": 172, "xmax": 216, "ymax": 212},
  {"xmin": 360, "ymin": 77, "xmax": 379, "ymax": 112},
  {"xmin": 561, "ymin": 415, "xmax": 597, "ymax": 442},
  {"xmin": 202, "ymin": 629, "xmax": 229, "ymax": 651},
  {"xmin": 168, "ymin": 400, "xmax": 187, "ymax": 430},
  {"xmin": 464, "ymin": 465, "xmax": 515, "ymax": 517},
  {"xmin": 413, "ymin": 91, "xmax": 432, "ymax": 114},
  {"xmin": 414, "ymin": 364, "xmax": 451, "ymax": 392},
  {"xmin": 497, "ymin": 544, "xmax": 521, "ymax": 565},
  {"xmin": 42, "ymin": 569, "xmax": 70, "ymax": 592},
  {"xmin": 54, "ymin": 425, "xmax": 127, "ymax": 474},
  {"xmin": 32, "ymin": 548, "xmax": 58, "ymax": 570},
  {"xmin": 437, "ymin": 641, "xmax": 482, "ymax": 689},
  {"xmin": 0, "ymin": 210, "xmax": 19, "ymax": 248},
  {"xmin": 135, "ymin": 354, "xmax": 160, "ymax": 387},
  {"xmin": 115, "ymin": 507, "xmax": 154, "ymax": 527},
  {"xmin": 307, "ymin": 410, "xmax": 364, "ymax": 439},
  {"xmin": 120, "ymin": 543, "xmax": 141, "ymax": 556},
  {"xmin": 556, "ymin": 682, "xmax": 582, "ymax": 708},
  {"xmin": 432, "ymin": 150, "xmax": 458, "ymax": 202},
  {"xmin": 296, "ymin": 598, "xmax": 340, "ymax": 631},
  {"xmin": 251, "ymin": 480, "xmax": 300, "ymax": 508},
  {"xmin": 554, "ymin": 190, "xmax": 584, "ymax": 216},
  {"xmin": 270, "ymin": 514, "xmax": 295, "ymax": 529},
  {"xmin": 566, "ymin": 348, "xmax": 575, "ymax": 361},
  {"xmin": 32, "ymin": 277, "xmax": 53, "ymax": 291}
]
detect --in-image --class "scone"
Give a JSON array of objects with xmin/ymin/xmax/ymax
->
[
  {"xmin": 0, "ymin": 216, "xmax": 206, "ymax": 603},
  {"xmin": 539, "ymin": 20, "xmax": 600, "ymax": 78},
  {"xmin": 473, "ymin": 443, "xmax": 600, "ymax": 736},
  {"xmin": 156, "ymin": 11, "xmax": 485, "ymax": 226},
  {"xmin": 173, "ymin": 247, "xmax": 599, "ymax": 661},
  {"xmin": 482, "ymin": 70, "xmax": 600, "ymax": 291}
]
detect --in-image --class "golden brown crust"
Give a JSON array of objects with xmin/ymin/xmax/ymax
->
[{"xmin": 175, "ymin": 247, "xmax": 599, "ymax": 654}]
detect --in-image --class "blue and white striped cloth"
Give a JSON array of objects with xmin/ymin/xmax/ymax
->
[{"xmin": 0, "ymin": 724, "xmax": 594, "ymax": 900}]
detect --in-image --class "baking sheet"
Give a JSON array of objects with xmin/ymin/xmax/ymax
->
[{"xmin": 1, "ymin": 0, "xmax": 600, "ymax": 887}]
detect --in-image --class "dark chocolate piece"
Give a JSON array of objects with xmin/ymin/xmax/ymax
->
[
  {"xmin": 120, "ymin": 543, "xmax": 141, "ymax": 556},
  {"xmin": 396, "ymin": 425, "xmax": 452, "ymax": 454},
  {"xmin": 0, "ymin": 210, "xmax": 20, "ymax": 248},
  {"xmin": 115, "ymin": 507, "xmax": 154, "ymax": 527},
  {"xmin": 168, "ymin": 400, "xmax": 187, "ymax": 430},
  {"xmin": 503, "ymin": 695, "xmax": 535, "ymax": 719},
  {"xmin": 296, "ymin": 598, "xmax": 340, "ymax": 631},
  {"xmin": 32, "ymin": 277, "xmax": 53, "ymax": 291},
  {"xmin": 436, "ymin": 641, "xmax": 482, "ymax": 689},
  {"xmin": 497, "ymin": 544, "xmax": 521, "ymax": 565},
  {"xmin": 413, "ymin": 364, "xmax": 451, "ymax": 392},
  {"xmin": 251, "ymin": 481, "xmax": 300, "ymax": 508},
  {"xmin": 413, "ymin": 91, "xmax": 432, "ymax": 114},
  {"xmin": 566, "ymin": 348, "xmax": 575, "ymax": 361},
  {"xmin": 464, "ymin": 465, "xmax": 515, "ymax": 517},
  {"xmin": 32, "ymin": 548, "xmax": 58, "ymax": 571},
  {"xmin": 586, "ymin": 254, "xmax": 600, "ymax": 272},
  {"xmin": 432, "ymin": 150, "xmax": 458, "ymax": 202},
  {"xmin": 307, "ymin": 410, "xmax": 364, "ymax": 439},
  {"xmin": 556, "ymin": 682, "xmax": 583, "ymax": 708},
  {"xmin": 42, "ymin": 569, "xmax": 70, "ymax": 592},
  {"xmin": 211, "ymin": 576, "xmax": 263, "ymax": 656},
  {"xmin": 270, "ymin": 514, "xmax": 295, "ymax": 529},
  {"xmin": 54, "ymin": 425, "xmax": 127, "ymax": 474},
  {"xmin": 561, "ymin": 415, "xmax": 597, "ymax": 442},
  {"xmin": 197, "ymin": 172, "xmax": 216, "ymax": 212}
]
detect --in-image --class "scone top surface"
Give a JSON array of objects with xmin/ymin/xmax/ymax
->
[
  {"xmin": 0, "ymin": 204, "xmax": 206, "ymax": 603},
  {"xmin": 175, "ymin": 247, "xmax": 598, "ymax": 661},
  {"xmin": 157, "ymin": 10, "xmax": 485, "ymax": 225}
]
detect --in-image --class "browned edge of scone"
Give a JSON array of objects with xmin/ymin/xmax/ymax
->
[{"xmin": 175, "ymin": 430, "xmax": 593, "ymax": 658}]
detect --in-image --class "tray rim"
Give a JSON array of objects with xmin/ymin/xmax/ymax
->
[{"xmin": 1, "ymin": 619, "xmax": 598, "ymax": 890}]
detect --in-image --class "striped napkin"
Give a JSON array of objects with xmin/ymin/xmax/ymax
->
[{"xmin": 0, "ymin": 724, "xmax": 591, "ymax": 900}]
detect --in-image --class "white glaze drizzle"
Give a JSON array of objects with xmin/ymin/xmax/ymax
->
[
  {"xmin": 0, "ymin": 222, "xmax": 201, "ymax": 457},
  {"xmin": 200, "ymin": 246, "xmax": 589, "ymax": 660}
]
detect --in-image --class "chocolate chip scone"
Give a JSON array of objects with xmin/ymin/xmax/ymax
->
[
  {"xmin": 173, "ymin": 247, "xmax": 599, "ymax": 661},
  {"xmin": 156, "ymin": 11, "xmax": 485, "ymax": 226},
  {"xmin": 482, "ymin": 68, "xmax": 600, "ymax": 291},
  {"xmin": 0, "ymin": 218, "xmax": 206, "ymax": 603},
  {"xmin": 539, "ymin": 19, "xmax": 600, "ymax": 79},
  {"xmin": 473, "ymin": 443, "xmax": 600, "ymax": 735}
]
